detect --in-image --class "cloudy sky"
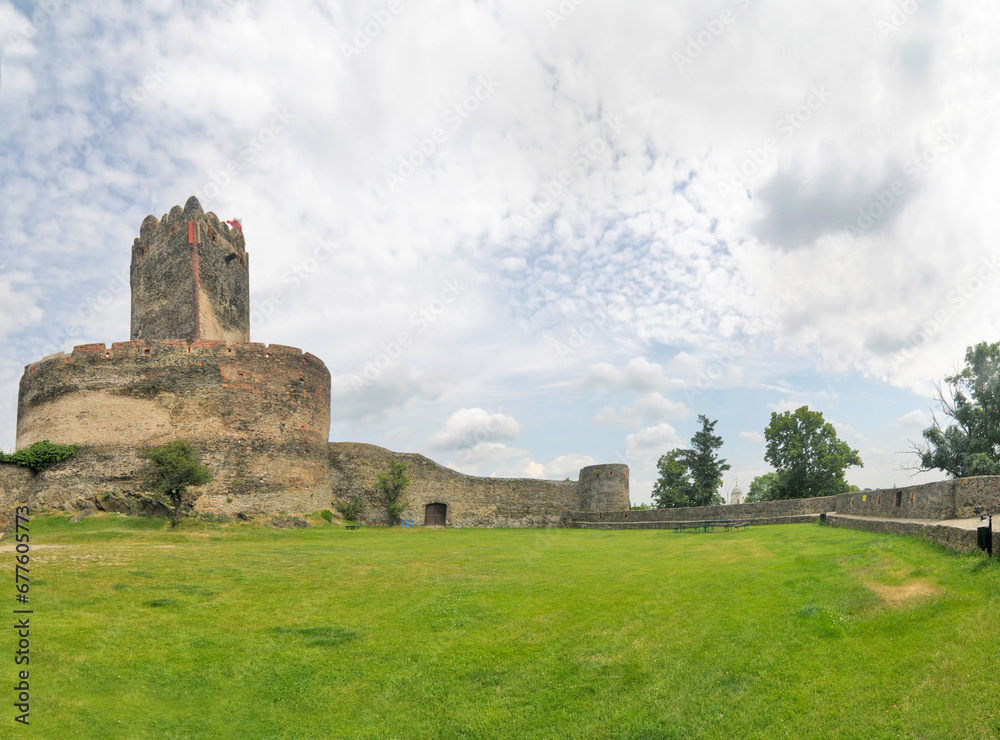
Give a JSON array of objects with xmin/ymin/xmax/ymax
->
[{"xmin": 2, "ymin": 0, "xmax": 997, "ymax": 504}]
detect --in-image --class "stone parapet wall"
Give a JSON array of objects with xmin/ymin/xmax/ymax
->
[
  {"xmin": 834, "ymin": 480, "xmax": 956, "ymax": 519},
  {"xmin": 826, "ymin": 514, "xmax": 981, "ymax": 554},
  {"xmin": 833, "ymin": 476, "xmax": 1000, "ymax": 520},
  {"xmin": 329, "ymin": 442, "xmax": 626, "ymax": 527},
  {"xmin": 571, "ymin": 495, "xmax": 839, "ymax": 524},
  {"xmin": 569, "ymin": 514, "xmax": 821, "ymax": 530}
]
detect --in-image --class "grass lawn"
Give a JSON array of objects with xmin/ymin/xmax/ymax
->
[{"xmin": 6, "ymin": 513, "xmax": 1000, "ymax": 739}]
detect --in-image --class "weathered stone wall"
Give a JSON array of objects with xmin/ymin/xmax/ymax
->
[
  {"xmin": 16, "ymin": 340, "xmax": 331, "ymax": 512},
  {"xmin": 833, "ymin": 480, "xmax": 957, "ymax": 519},
  {"xmin": 130, "ymin": 196, "xmax": 249, "ymax": 344},
  {"xmin": 329, "ymin": 442, "xmax": 627, "ymax": 527},
  {"xmin": 952, "ymin": 477, "xmax": 1000, "ymax": 518},
  {"xmin": 826, "ymin": 515, "xmax": 982, "ymax": 554},
  {"xmin": 571, "ymin": 495, "xmax": 839, "ymax": 524}
]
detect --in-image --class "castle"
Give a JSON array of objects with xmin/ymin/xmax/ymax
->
[{"xmin": 4, "ymin": 197, "xmax": 630, "ymax": 526}]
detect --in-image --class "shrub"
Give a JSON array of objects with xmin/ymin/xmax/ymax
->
[
  {"xmin": 319, "ymin": 509, "xmax": 334, "ymax": 523},
  {"xmin": 376, "ymin": 460, "xmax": 410, "ymax": 525},
  {"xmin": 0, "ymin": 440, "xmax": 79, "ymax": 473},
  {"xmin": 336, "ymin": 495, "xmax": 365, "ymax": 522}
]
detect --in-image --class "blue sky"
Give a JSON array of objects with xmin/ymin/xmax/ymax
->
[{"xmin": 2, "ymin": 0, "xmax": 998, "ymax": 503}]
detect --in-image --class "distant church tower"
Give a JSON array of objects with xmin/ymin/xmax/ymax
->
[
  {"xmin": 130, "ymin": 196, "xmax": 250, "ymax": 343},
  {"xmin": 730, "ymin": 477, "xmax": 743, "ymax": 505}
]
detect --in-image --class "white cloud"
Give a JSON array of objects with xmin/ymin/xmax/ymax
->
[
  {"xmin": 426, "ymin": 408, "xmax": 521, "ymax": 450},
  {"xmin": 579, "ymin": 357, "xmax": 674, "ymax": 394},
  {"xmin": 896, "ymin": 409, "xmax": 931, "ymax": 428},
  {"xmin": 330, "ymin": 367, "xmax": 447, "ymax": 424},
  {"xmin": 739, "ymin": 431, "xmax": 763, "ymax": 443},
  {"xmin": 625, "ymin": 423, "xmax": 684, "ymax": 464},
  {"xmin": 544, "ymin": 454, "xmax": 599, "ymax": 479},
  {"xmin": 592, "ymin": 391, "xmax": 687, "ymax": 427}
]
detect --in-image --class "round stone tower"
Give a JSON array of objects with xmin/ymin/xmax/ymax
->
[
  {"xmin": 577, "ymin": 463, "xmax": 630, "ymax": 510},
  {"xmin": 15, "ymin": 197, "xmax": 332, "ymax": 513}
]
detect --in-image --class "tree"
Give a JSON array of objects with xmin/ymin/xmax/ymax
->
[
  {"xmin": 376, "ymin": 459, "xmax": 410, "ymax": 525},
  {"xmin": 651, "ymin": 449, "xmax": 694, "ymax": 508},
  {"xmin": 138, "ymin": 440, "xmax": 213, "ymax": 529},
  {"xmin": 652, "ymin": 415, "xmax": 730, "ymax": 508},
  {"xmin": 745, "ymin": 472, "xmax": 779, "ymax": 503},
  {"xmin": 911, "ymin": 341, "xmax": 1000, "ymax": 478},
  {"xmin": 763, "ymin": 406, "xmax": 862, "ymax": 499},
  {"xmin": 687, "ymin": 415, "xmax": 731, "ymax": 506}
]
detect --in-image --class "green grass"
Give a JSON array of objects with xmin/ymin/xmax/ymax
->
[{"xmin": 9, "ymin": 514, "xmax": 1000, "ymax": 738}]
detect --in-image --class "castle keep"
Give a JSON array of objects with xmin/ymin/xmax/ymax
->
[{"xmin": 5, "ymin": 197, "xmax": 631, "ymax": 526}]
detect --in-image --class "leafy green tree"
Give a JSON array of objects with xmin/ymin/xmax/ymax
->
[
  {"xmin": 764, "ymin": 406, "xmax": 862, "ymax": 499},
  {"xmin": 651, "ymin": 449, "xmax": 694, "ymax": 508},
  {"xmin": 376, "ymin": 459, "xmax": 410, "ymax": 525},
  {"xmin": 913, "ymin": 341, "xmax": 1000, "ymax": 478},
  {"xmin": 138, "ymin": 440, "xmax": 213, "ymax": 529},
  {"xmin": 652, "ymin": 416, "xmax": 729, "ymax": 508},
  {"xmin": 745, "ymin": 472, "xmax": 779, "ymax": 503}
]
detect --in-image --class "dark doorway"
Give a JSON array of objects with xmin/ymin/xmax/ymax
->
[{"xmin": 425, "ymin": 503, "xmax": 447, "ymax": 527}]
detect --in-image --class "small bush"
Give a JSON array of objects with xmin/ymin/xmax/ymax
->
[
  {"xmin": 319, "ymin": 509, "xmax": 334, "ymax": 523},
  {"xmin": 336, "ymin": 495, "xmax": 365, "ymax": 522},
  {"xmin": 0, "ymin": 440, "xmax": 79, "ymax": 473}
]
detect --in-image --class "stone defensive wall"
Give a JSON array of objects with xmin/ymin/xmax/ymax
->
[
  {"xmin": 832, "ymin": 477, "xmax": 1000, "ymax": 520},
  {"xmin": 14, "ymin": 339, "xmax": 332, "ymax": 512},
  {"xmin": 570, "ymin": 495, "xmax": 839, "ymax": 528},
  {"xmin": 571, "ymin": 476, "xmax": 1000, "ymax": 556},
  {"xmin": 329, "ymin": 442, "xmax": 629, "ymax": 527}
]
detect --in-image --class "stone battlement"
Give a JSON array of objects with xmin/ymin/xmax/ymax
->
[
  {"xmin": 23, "ymin": 340, "xmax": 320, "ymax": 374},
  {"xmin": 134, "ymin": 198, "xmax": 247, "ymax": 258},
  {"xmin": 130, "ymin": 196, "xmax": 250, "ymax": 344}
]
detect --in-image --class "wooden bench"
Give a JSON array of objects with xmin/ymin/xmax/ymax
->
[
  {"xmin": 727, "ymin": 521, "xmax": 750, "ymax": 531},
  {"xmin": 345, "ymin": 525, "xmax": 361, "ymax": 530}
]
